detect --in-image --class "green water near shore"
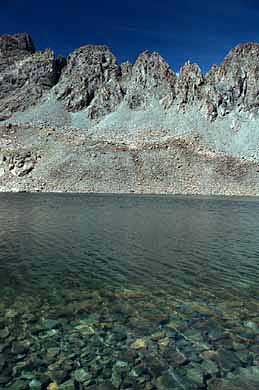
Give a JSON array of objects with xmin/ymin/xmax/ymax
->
[{"xmin": 1, "ymin": 194, "xmax": 259, "ymax": 389}]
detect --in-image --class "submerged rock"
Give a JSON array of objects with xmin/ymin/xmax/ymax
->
[
  {"xmin": 130, "ymin": 338, "xmax": 147, "ymax": 349},
  {"xmin": 186, "ymin": 365, "xmax": 204, "ymax": 386},
  {"xmin": 8, "ymin": 379, "xmax": 29, "ymax": 390},
  {"xmin": 47, "ymin": 383, "xmax": 59, "ymax": 390},
  {"xmin": 29, "ymin": 379, "xmax": 42, "ymax": 390},
  {"xmin": 59, "ymin": 379, "xmax": 75, "ymax": 390},
  {"xmin": 0, "ymin": 327, "xmax": 9, "ymax": 339},
  {"xmin": 73, "ymin": 368, "xmax": 91, "ymax": 384},
  {"xmin": 208, "ymin": 366, "xmax": 259, "ymax": 389},
  {"xmin": 201, "ymin": 358, "xmax": 219, "ymax": 376},
  {"xmin": 156, "ymin": 372, "xmax": 185, "ymax": 390},
  {"xmin": 163, "ymin": 350, "xmax": 188, "ymax": 366}
]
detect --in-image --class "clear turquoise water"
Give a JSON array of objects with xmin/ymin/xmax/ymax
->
[{"xmin": 1, "ymin": 194, "xmax": 259, "ymax": 389}]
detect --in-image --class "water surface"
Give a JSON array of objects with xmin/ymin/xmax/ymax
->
[{"xmin": 1, "ymin": 194, "xmax": 259, "ymax": 389}]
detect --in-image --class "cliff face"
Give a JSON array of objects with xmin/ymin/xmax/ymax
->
[
  {"xmin": 2, "ymin": 33, "xmax": 259, "ymax": 123},
  {"xmin": 0, "ymin": 33, "xmax": 35, "ymax": 64},
  {"xmin": 55, "ymin": 45, "xmax": 121, "ymax": 112},
  {"xmin": 204, "ymin": 43, "xmax": 259, "ymax": 119},
  {"xmin": 0, "ymin": 33, "xmax": 64, "ymax": 119},
  {"xmin": 124, "ymin": 51, "xmax": 177, "ymax": 110},
  {"xmin": 1, "ymin": 33, "xmax": 259, "ymax": 194}
]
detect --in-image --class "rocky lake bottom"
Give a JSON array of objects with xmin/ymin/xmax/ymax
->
[{"xmin": 0, "ymin": 194, "xmax": 259, "ymax": 390}]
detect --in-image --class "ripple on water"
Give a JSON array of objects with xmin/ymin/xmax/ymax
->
[{"xmin": 1, "ymin": 194, "xmax": 259, "ymax": 388}]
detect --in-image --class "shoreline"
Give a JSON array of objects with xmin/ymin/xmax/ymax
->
[{"xmin": 1, "ymin": 191, "xmax": 259, "ymax": 200}]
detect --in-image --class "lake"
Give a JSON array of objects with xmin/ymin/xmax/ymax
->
[{"xmin": 1, "ymin": 193, "xmax": 259, "ymax": 389}]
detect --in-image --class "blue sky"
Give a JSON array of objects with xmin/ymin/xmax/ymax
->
[{"xmin": 1, "ymin": 0, "xmax": 259, "ymax": 72}]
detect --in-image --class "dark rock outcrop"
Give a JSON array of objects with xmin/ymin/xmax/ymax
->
[
  {"xmin": 2, "ymin": 33, "xmax": 259, "ymax": 125},
  {"xmin": 125, "ymin": 51, "xmax": 177, "ymax": 110},
  {"xmin": 0, "ymin": 33, "xmax": 64, "ymax": 119},
  {"xmin": 0, "ymin": 33, "xmax": 35, "ymax": 69},
  {"xmin": 0, "ymin": 33, "xmax": 35, "ymax": 52},
  {"xmin": 55, "ymin": 45, "xmax": 123, "ymax": 115},
  {"xmin": 1, "ymin": 33, "xmax": 259, "ymax": 195},
  {"xmin": 176, "ymin": 62, "xmax": 204, "ymax": 110},
  {"xmin": 204, "ymin": 43, "xmax": 259, "ymax": 119}
]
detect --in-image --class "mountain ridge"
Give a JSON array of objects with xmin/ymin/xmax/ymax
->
[
  {"xmin": 1, "ymin": 32, "xmax": 259, "ymax": 194},
  {"xmin": 2, "ymin": 32, "xmax": 259, "ymax": 122}
]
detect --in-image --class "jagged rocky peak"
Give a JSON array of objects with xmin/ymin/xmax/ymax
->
[
  {"xmin": 55, "ymin": 45, "xmax": 121, "ymax": 112},
  {"xmin": 0, "ymin": 32, "xmax": 35, "ymax": 54},
  {"xmin": 176, "ymin": 62, "xmax": 204, "ymax": 108},
  {"xmin": 224, "ymin": 43, "xmax": 259, "ymax": 67},
  {"xmin": 178, "ymin": 62, "xmax": 203, "ymax": 83},
  {"xmin": 120, "ymin": 60, "xmax": 132, "ymax": 74},
  {"xmin": 0, "ymin": 33, "xmax": 64, "ymax": 119},
  {"xmin": 85, "ymin": 59, "xmax": 132, "ymax": 120},
  {"xmin": 133, "ymin": 51, "xmax": 176, "ymax": 80},
  {"xmin": 0, "ymin": 50, "xmax": 63, "ymax": 118},
  {"xmin": 120, "ymin": 61, "xmax": 133, "ymax": 83},
  {"xmin": 0, "ymin": 33, "xmax": 36, "ymax": 73},
  {"xmin": 2, "ymin": 32, "xmax": 259, "ymax": 124},
  {"xmin": 204, "ymin": 43, "xmax": 259, "ymax": 119},
  {"xmin": 125, "ymin": 51, "xmax": 177, "ymax": 110},
  {"xmin": 221, "ymin": 43, "xmax": 259, "ymax": 109}
]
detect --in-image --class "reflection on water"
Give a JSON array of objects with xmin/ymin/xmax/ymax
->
[{"xmin": 0, "ymin": 194, "xmax": 259, "ymax": 389}]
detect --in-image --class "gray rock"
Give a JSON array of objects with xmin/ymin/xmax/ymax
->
[
  {"xmin": 0, "ymin": 33, "xmax": 64, "ymax": 117},
  {"xmin": 7, "ymin": 379, "xmax": 28, "ymax": 390},
  {"xmin": 45, "ymin": 347, "xmax": 60, "ymax": 362},
  {"xmin": 125, "ymin": 51, "xmax": 177, "ymax": 110},
  {"xmin": 204, "ymin": 43, "xmax": 259, "ymax": 119},
  {"xmin": 216, "ymin": 349, "xmax": 241, "ymax": 372},
  {"xmin": 111, "ymin": 361, "xmax": 129, "ymax": 388},
  {"xmin": 156, "ymin": 372, "xmax": 184, "ymax": 390},
  {"xmin": 201, "ymin": 359, "xmax": 219, "ymax": 376},
  {"xmin": 186, "ymin": 365, "xmax": 204, "ymax": 385},
  {"xmin": 11, "ymin": 340, "xmax": 30, "ymax": 354},
  {"xmin": 176, "ymin": 62, "xmax": 204, "ymax": 110},
  {"xmin": 0, "ymin": 354, "xmax": 6, "ymax": 371},
  {"xmin": 1, "ymin": 33, "xmax": 259, "ymax": 195},
  {"xmin": 0, "ymin": 33, "xmax": 35, "ymax": 55},
  {"xmin": 0, "ymin": 327, "xmax": 9, "ymax": 339},
  {"xmin": 29, "ymin": 379, "xmax": 42, "ymax": 390},
  {"xmin": 55, "ymin": 44, "xmax": 122, "ymax": 116},
  {"xmin": 73, "ymin": 368, "xmax": 91, "ymax": 384},
  {"xmin": 163, "ymin": 349, "xmax": 188, "ymax": 366},
  {"xmin": 3, "ymin": 32, "xmax": 259, "ymax": 124},
  {"xmin": 0, "ymin": 375, "xmax": 9, "ymax": 385},
  {"xmin": 43, "ymin": 319, "xmax": 60, "ymax": 329},
  {"xmin": 59, "ymin": 379, "xmax": 75, "ymax": 390},
  {"xmin": 208, "ymin": 365, "xmax": 259, "ymax": 389}
]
